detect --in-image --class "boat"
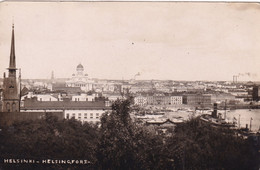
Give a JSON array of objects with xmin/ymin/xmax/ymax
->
[{"xmin": 199, "ymin": 114, "xmax": 235, "ymax": 128}]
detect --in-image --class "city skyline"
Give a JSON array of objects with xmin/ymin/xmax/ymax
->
[{"xmin": 0, "ymin": 2, "xmax": 260, "ymax": 81}]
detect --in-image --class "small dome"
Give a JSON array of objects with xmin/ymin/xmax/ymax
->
[{"xmin": 77, "ymin": 64, "xmax": 84, "ymax": 69}]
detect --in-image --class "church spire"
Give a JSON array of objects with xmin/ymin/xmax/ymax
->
[
  {"xmin": 8, "ymin": 23, "xmax": 17, "ymax": 78},
  {"xmin": 9, "ymin": 23, "xmax": 16, "ymax": 69}
]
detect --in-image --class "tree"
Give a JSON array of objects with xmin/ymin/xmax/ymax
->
[
  {"xmin": 0, "ymin": 115, "xmax": 99, "ymax": 170},
  {"xmin": 165, "ymin": 118, "xmax": 258, "ymax": 170},
  {"xmin": 96, "ymin": 99, "xmax": 167, "ymax": 170}
]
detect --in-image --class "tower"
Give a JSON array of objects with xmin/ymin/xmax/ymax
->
[
  {"xmin": 51, "ymin": 71, "xmax": 54, "ymax": 80},
  {"xmin": 2, "ymin": 24, "xmax": 20, "ymax": 112},
  {"xmin": 51, "ymin": 70, "xmax": 55, "ymax": 84}
]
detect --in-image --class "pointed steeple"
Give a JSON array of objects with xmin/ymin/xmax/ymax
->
[
  {"xmin": 9, "ymin": 23, "xmax": 16, "ymax": 69},
  {"xmin": 8, "ymin": 23, "xmax": 17, "ymax": 78}
]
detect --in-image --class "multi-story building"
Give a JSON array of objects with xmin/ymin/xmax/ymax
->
[
  {"xmin": 153, "ymin": 94, "xmax": 167, "ymax": 105},
  {"xmin": 21, "ymin": 99, "xmax": 111, "ymax": 124},
  {"xmin": 147, "ymin": 95, "xmax": 154, "ymax": 105},
  {"xmin": 134, "ymin": 95, "xmax": 148, "ymax": 106},
  {"xmin": 170, "ymin": 96, "xmax": 183, "ymax": 105},
  {"xmin": 183, "ymin": 94, "xmax": 211, "ymax": 107},
  {"xmin": 134, "ymin": 93, "xmax": 183, "ymax": 106},
  {"xmin": 65, "ymin": 109, "xmax": 105, "ymax": 124}
]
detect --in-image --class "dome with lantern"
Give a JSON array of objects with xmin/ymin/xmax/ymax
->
[{"xmin": 76, "ymin": 63, "xmax": 84, "ymax": 72}]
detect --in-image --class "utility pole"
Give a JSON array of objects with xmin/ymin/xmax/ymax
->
[{"xmin": 250, "ymin": 117, "xmax": 253, "ymax": 131}]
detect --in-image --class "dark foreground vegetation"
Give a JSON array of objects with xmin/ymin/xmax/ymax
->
[{"xmin": 0, "ymin": 99, "xmax": 259, "ymax": 170}]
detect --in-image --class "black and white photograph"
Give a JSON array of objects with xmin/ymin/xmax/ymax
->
[{"xmin": 0, "ymin": 1, "xmax": 259, "ymax": 169}]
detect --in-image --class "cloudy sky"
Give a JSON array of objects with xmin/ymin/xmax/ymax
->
[{"xmin": 0, "ymin": 2, "xmax": 259, "ymax": 81}]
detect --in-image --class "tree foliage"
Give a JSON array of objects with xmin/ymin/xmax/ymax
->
[
  {"xmin": 96, "ymin": 99, "xmax": 167, "ymax": 170},
  {"xmin": 0, "ymin": 116, "xmax": 99, "ymax": 169},
  {"xmin": 165, "ymin": 118, "xmax": 258, "ymax": 170}
]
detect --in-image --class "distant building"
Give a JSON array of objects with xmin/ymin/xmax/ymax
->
[
  {"xmin": 134, "ymin": 93, "xmax": 183, "ymax": 106},
  {"xmin": 153, "ymin": 93, "xmax": 167, "ymax": 105},
  {"xmin": 2, "ymin": 24, "xmax": 20, "ymax": 112},
  {"xmin": 157, "ymin": 87, "xmax": 171, "ymax": 93},
  {"xmin": 71, "ymin": 93, "xmax": 98, "ymax": 102},
  {"xmin": 228, "ymin": 89, "xmax": 248, "ymax": 96},
  {"xmin": 21, "ymin": 91, "xmax": 59, "ymax": 102},
  {"xmin": 102, "ymin": 83, "xmax": 116, "ymax": 92},
  {"xmin": 134, "ymin": 95, "xmax": 148, "ymax": 106},
  {"xmin": 52, "ymin": 83, "xmax": 82, "ymax": 94},
  {"xmin": 252, "ymin": 86, "xmax": 259, "ymax": 102},
  {"xmin": 170, "ymin": 96, "xmax": 183, "ymax": 105},
  {"xmin": 183, "ymin": 94, "xmax": 211, "ymax": 106},
  {"xmin": 66, "ymin": 64, "xmax": 94, "ymax": 92},
  {"xmin": 210, "ymin": 93, "xmax": 235, "ymax": 103}
]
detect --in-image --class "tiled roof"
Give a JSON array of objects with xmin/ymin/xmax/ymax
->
[
  {"xmin": 52, "ymin": 86, "xmax": 82, "ymax": 93},
  {"xmin": 22, "ymin": 101, "xmax": 110, "ymax": 110}
]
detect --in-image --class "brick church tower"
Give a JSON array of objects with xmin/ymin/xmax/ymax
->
[{"xmin": 2, "ymin": 24, "xmax": 20, "ymax": 112}]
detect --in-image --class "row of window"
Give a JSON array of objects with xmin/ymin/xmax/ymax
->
[
  {"xmin": 73, "ymin": 98, "xmax": 95, "ymax": 101},
  {"xmin": 66, "ymin": 113, "xmax": 100, "ymax": 119},
  {"xmin": 75, "ymin": 84, "xmax": 86, "ymax": 87}
]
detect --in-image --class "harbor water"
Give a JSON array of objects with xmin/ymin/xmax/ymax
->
[
  {"xmin": 165, "ymin": 109, "xmax": 260, "ymax": 131},
  {"xmin": 225, "ymin": 109, "xmax": 260, "ymax": 131}
]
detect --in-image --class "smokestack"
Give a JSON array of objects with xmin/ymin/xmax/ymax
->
[{"xmin": 233, "ymin": 75, "xmax": 238, "ymax": 84}]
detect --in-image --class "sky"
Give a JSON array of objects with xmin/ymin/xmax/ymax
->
[{"xmin": 0, "ymin": 2, "xmax": 260, "ymax": 81}]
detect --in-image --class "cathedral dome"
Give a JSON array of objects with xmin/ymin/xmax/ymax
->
[{"xmin": 77, "ymin": 64, "xmax": 84, "ymax": 69}]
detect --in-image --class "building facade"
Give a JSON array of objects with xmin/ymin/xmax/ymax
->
[
  {"xmin": 183, "ymin": 94, "xmax": 211, "ymax": 106},
  {"xmin": 170, "ymin": 96, "xmax": 183, "ymax": 105},
  {"xmin": 66, "ymin": 64, "xmax": 94, "ymax": 92},
  {"xmin": 21, "ymin": 99, "xmax": 111, "ymax": 124},
  {"xmin": 65, "ymin": 109, "xmax": 104, "ymax": 124},
  {"xmin": 134, "ymin": 95, "xmax": 148, "ymax": 106}
]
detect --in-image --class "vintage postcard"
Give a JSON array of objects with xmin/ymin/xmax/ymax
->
[{"xmin": 0, "ymin": 1, "xmax": 259, "ymax": 169}]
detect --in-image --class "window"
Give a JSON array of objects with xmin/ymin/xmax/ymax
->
[
  {"xmin": 72, "ymin": 113, "xmax": 75, "ymax": 118},
  {"xmin": 90, "ymin": 113, "xmax": 93, "ymax": 119},
  {"xmin": 78, "ymin": 113, "xmax": 81, "ymax": 119},
  {"xmin": 96, "ymin": 113, "xmax": 99, "ymax": 119},
  {"xmin": 66, "ymin": 114, "xmax": 69, "ymax": 119},
  {"xmin": 12, "ymin": 103, "xmax": 16, "ymax": 112},
  {"xmin": 84, "ymin": 113, "xmax": 87, "ymax": 119},
  {"xmin": 6, "ymin": 103, "xmax": 10, "ymax": 112}
]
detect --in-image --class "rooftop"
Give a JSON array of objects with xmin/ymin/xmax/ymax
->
[{"xmin": 22, "ymin": 100, "xmax": 110, "ymax": 110}]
